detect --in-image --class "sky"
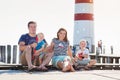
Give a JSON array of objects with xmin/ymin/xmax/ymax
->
[{"xmin": 0, "ymin": 0, "xmax": 120, "ymax": 54}]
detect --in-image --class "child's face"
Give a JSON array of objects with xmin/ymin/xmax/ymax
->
[
  {"xmin": 37, "ymin": 33, "xmax": 44, "ymax": 40},
  {"xmin": 80, "ymin": 41, "xmax": 86, "ymax": 48}
]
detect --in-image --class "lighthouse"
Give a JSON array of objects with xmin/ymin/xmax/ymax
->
[{"xmin": 73, "ymin": 0, "xmax": 95, "ymax": 53}]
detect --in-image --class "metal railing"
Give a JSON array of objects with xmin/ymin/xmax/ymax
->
[
  {"xmin": 0, "ymin": 45, "xmax": 20, "ymax": 65},
  {"xmin": 0, "ymin": 45, "xmax": 120, "ymax": 69}
]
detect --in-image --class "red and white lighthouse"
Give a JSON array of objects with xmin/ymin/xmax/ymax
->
[{"xmin": 73, "ymin": 0, "xmax": 95, "ymax": 52}]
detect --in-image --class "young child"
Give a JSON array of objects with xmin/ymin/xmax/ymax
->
[
  {"xmin": 33, "ymin": 32, "xmax": 48, "ymax": 65},
  {"xmin": 74, "ymin": 39, "xmax": 96, "ymax": 70}
]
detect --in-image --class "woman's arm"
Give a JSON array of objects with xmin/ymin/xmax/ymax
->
[
  {"xmin": 67, "ymin": 46, "xmax": 76, "ymax": 63},
  {"xmin": 67, "ymin": 46, "xmax": 73, "ymax": 58},
  {"xmin": 48, "ymin": 42, "xmax": 54, "ymax": 53},
  {"xmin": 74, "ymin": 56, "xmax": 79, "ymax": 62},
  {"xmin": 44, "ymin": 42, "xmax": 54, "ymax": 53}
]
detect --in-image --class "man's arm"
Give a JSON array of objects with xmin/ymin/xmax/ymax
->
[
  {"xmin": 19, "ymin": 41, "xmax": 37, "ymax": 51},
  {"xmin": 19, "ymin": 42, "xmax": 27, "ymax": 51}
]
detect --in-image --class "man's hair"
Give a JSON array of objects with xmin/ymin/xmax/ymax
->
[{"xmin": 28, "ymin": 21, "xmax": 36, "ymax": 28}]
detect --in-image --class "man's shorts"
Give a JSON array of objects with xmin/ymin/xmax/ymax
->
[
  {"xmin": 20, "ymin": 51, "xmax": 28, "ymax": 66},
  {"xmin": 20, "ymin": 50, "xmax": 39, "ymax": 66},
  {"xmin": 52, "ymin": 55, "xmax": 71, "ymax": 68}
]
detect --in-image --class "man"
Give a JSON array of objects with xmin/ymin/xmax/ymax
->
[
  {"xmin": 98, "ymin": 40, "xmax": 102, "ymax": 54},
  {"xmin": 18, "ymin": 21, "xmax": 52, "ymax": 71},
  {"xmin": 18, "ymin": 21, "xmax": 38, "ymax": 71}
]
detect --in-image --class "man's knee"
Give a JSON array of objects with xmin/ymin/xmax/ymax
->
[{"xmin": 25, "ymin": 46, "xmax": 32, "ymax": 54}]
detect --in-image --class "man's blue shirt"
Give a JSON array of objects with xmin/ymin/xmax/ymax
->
[{"xmin": 18, "ymin": 33, "xmax": 37, "ymax": 45}]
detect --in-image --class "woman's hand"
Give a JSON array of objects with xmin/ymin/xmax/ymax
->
[
  {"xmin": 45, "ymin": 42, "xmax": 54, "ymax": 53},
  {"xmin": 71, "ymin": 57, "xmax": 76, "ymax": 63},
  {"xmin": 44, "ymin": 46, "xmax": 52, "ymax": 53}
]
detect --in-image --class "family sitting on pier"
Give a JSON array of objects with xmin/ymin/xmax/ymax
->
[{"xmin": 18, "ymin": 21, "xmax": 96, "ymax": 72}]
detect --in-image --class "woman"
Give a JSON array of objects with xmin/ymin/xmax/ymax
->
[{"xmin": 49, "ymin": 28, "xmax": 75, "ymax": 72}]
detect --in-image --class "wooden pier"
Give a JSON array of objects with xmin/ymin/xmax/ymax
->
[{"xmin": 0, "ymin": 45, "xmax": 120, "ymax": 70}]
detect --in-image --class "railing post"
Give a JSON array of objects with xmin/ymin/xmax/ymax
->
[
  {"xmin": 113, "ymin": 58, "xmax": 115, "ymax": 64},
  {"xmin": 0, "ymin": 46, "xmax": 6, "ymax": 63},
  {"xmin": 10, "ymin": 45, "xmax": 13, "ymax": 64},
  {"xmin": 119, "ymin": 58, "xmax": 120, "ymax": 64},
  {"xmin": 107, "ymin": 57, "xmax": 110, "ymax": 63},
  {"xmin": 100, "ymin": 57, "xmax": 103, "ymax": 64},
  {"xmin": 7, "ymin": 45, "xmax": 11, "ymax": 63},
  {"xmin": 13, "ymin": 45, "xmax": 17, "ymax": 64},
  {"xmin": 5, "ymin": 45, "xmax": 8, "ymax": 63},
  {"xmin": 96, "ymin": 47, "xmax": 99, "ymax": 62},
  {"xmin": 0, "ymin": 46, "xmax": 1, "ymax": 62},
  {"xmin": 105, "ymin": 57, "xmax": 107, "ymax": 63},
  {"xmin": 16, "ymin": 45, "xmax": 20, "ymax": 64}
]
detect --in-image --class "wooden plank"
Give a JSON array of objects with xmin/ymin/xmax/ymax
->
[
  {"xmin": 95, "ymin": 63, "xmax": 120, "ymax": 66},
  {"xmin": 0, "ymin": 61, "xmax": 21, "ymax": 67},
  {"xmin": 89, "ymin": 53, "xmax": 120, "ymax": 58}
]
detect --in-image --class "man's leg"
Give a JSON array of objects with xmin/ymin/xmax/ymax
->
[
  {"xmin": 38, "ymin": 53, "xmax": 53, "ymax": 70},
  {"xmin": 24, "ymin": 46, "xmax": 36, "ymax": 69},
  {"xmin": 20, "ymin": 52, "xmax": 27, "ymax": 66}
]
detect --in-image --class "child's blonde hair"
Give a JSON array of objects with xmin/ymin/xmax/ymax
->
[
  {"xmin": 37, "ymin": 32, "xmax": 44, "ymax": 42},
  {"xmin": 79, "ymin": 39, "xmax": 87, "ymax": 47},
  {"xmin": 37, "ymin": 32, "xmax": 44, "ymax": 36}
]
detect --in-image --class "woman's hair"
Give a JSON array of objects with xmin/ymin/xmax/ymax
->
[{"xmin": 57, "ymin": 28, "xmax": 68, "ymax": 42}]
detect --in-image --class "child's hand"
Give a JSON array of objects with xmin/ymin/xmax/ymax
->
[
  {"xmin": 78, "ymin": 53, "xmax": 83, "ymax": 60},
  {"xmin": 34, "ymin": 50, "xmax": 41, "ymax": 57},
  {"xmin": 30, "ymin": 42, "xmax": 37, "ymax": 48},
  {"xmin": 34, "ymin": 52, "xmax": 40, "ymax": 57}
]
